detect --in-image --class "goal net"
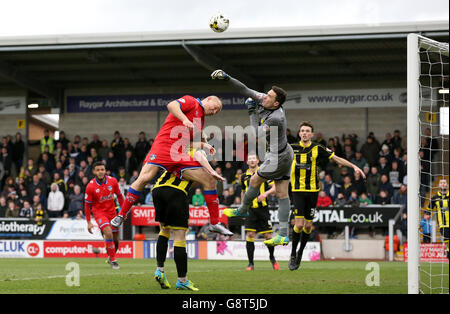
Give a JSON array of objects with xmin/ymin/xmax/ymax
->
[{"xmin": 407, "ymin": 34, "xmax": 449, "ymax": 294}]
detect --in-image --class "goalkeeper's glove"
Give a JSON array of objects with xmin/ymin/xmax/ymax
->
[
  {"xmin": 245, "ymin": 97, "xmax": 257, "ymax": 115},
  {"xmin": 210, "ymin": 69, "xmax": 229, "ymax": 80}
]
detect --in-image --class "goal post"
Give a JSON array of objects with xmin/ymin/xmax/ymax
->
[
  {"xmin": 407, "ymin": 33, "xmax": 421, "ymax": 294},
  {"xmin": 407, "ymin": 33, "xmax": 449, "ymax": 294}
]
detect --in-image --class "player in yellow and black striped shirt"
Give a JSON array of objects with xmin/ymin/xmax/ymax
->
[
  {"xmin": 289, "ymin": 121, "xmax": 366, "ymax": 270},
  {"xmin": 152, "ymin": 142, "xmax": 228, "ymax": 291},
  {"xmin": 240, "ymin": 153, "xmax": 278, "ymax": 271},
  {"xmin": 429, "ymin": 179, "xmax": 449, "ymax": 259},
  {"xmin": 152, "ymin": 168, "xmax": 199, "ymax": 291}
]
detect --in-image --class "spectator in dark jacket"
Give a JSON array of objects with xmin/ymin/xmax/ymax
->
[
  {"xmin": 392, "ymin": 184, "xmax": 407, "ymax": 208},
  {"xmin": 343, "ymin": 145, "xmax": 355, "ymax": 162},
  {"xmin": 392, "ymin": 130, "xmax": 403, "ymax": 152},
  {"xmin": 56, "ymin": 131, "xmax": 70, "ymax": 150},
  {"xmin": 52, "ymin": 160, "xmax": 65, "ymax": 179},
  {"xmin": 286, "ymin": 128, "xmax": 297, "ymax": 144},
  {"xmin": 0, "ymin": 147, "xmax": 12, "ymax": 186},
  {"xmin": 341, "ymin": 175, "xmax": 353, "ymax": 199},
  {"xmin": 378, "ymin": 174, "xmax": 394, "ymax": 199},
  {"xmin": 350, "ymin": 151, "xmax": 367, "ymax": 172},
  {"xmin": 27, "ymin": 174, "xmax": 47, "ymax": 198},
  {"xmin": 360, "ymin": 136, "xmax": 380, "ymax": 167},
  {"xmin": 0, "ymin": 161, "xmax": 4, "ymax": 192},
  {"xmin": 381, "ymin": 132, "xmax": 395, "ymax": 154},
  {"xmin": 67, "ymin": 185, "xmax": 84, "ymax": 218},
  {"xmin": 106, "ymin": 151, "xmax": 120, "ymax": 176},
  {"xmin": 12, "ymin": 132, "xmax": 25, "ymax": 175},
  {"xmin": 375, "ymin": 189, "xmax": 391, "ymax": 205},
  {"xmin": 333, "ymin": 136, "xmax": 343, "ymax": 157},
  {"xmin": 124, "ymin": 150, "xmax": 138, "ymax": 180},
  {"xmin": 222, "ymin": 162, "xmax": 237, "ymax": 187},
  {"xmin": 334, "ymin": 193, "xmax": 347, "ymax": 206},
  {"xmin": 323, "ymin": 173, "xmax": 340, "ymax": 202},
  {"xmin": 34, "ymin": 187, "xmax": 47, "ymax": 210},
  {"xmin": 366, "ymin": 166, "xmax": 381, "ymax": 200},
  {"xmin": 1, "ymin": 136, "xmax": 12, "ymax": 156},
  {"xmin": 38, "ymin": 152, "xmax": 56, "ymax": 174},
  {"xmin": 111, "ymin": 131, "xmax": 125, "ymax": 165},
  {"xmin": 378, "ymin": 156, "xmax": 391, "ymax": 176},
  {"xmin": 0, "ymin": 196, "xmax": 7, "ymax": 217},
  {"xmin": 352, "ymin": 171, "xmax": 367, "ymax": 196},
  {"xmin": 87, "ymin": 134, "xmax": 102, "ymax": 153},
  {"xmin": 97, "ymin": 140, "xmax": 110, "ymax": 161},
  {"xmin": 75, "ymin": 144, "xmax": 89, "ymax": 165},
  {"xmin": 134, "ymin": 131, "xmax": 151, "ymax": 165}
]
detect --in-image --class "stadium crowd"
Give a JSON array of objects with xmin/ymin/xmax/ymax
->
[{"xmin": 0, "ymin": 127, "xmax": 438, "ymax": 237}]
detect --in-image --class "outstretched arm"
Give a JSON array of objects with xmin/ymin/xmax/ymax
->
[
  {"xmin": 211, "ymin": 69, "xmax": 263, "ymax": 136},
  {"xmin": 193, "ymin": 149, "xmax": 225, "ymax": 182},
  {"xmin": 331, "ymin": 155, "xmax": 366, "ymax": 179},
  {"xmin": 211, "ymin": 69, "xmax": 262, "ymax": 100}
]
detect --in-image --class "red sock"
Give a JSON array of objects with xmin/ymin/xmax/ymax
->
[
  {"xmin": 105, "ymin": 239, "xmax": 116, "ymax": 262},
  {"xmin": 204, "ymin": 190, "xmax": 219, "ymax": 225},
  {"xmin": 118, "ymin": 188, "xmax": 142, "ymax": 217}
]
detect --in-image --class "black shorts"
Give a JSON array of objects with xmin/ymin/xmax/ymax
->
[
  {"xmin": 440, "ymin": 227, "xmax": 449, "ymax": 242},
  {"xmin": 245, "ymin": 206, "xmax": 273, "ymax": 234},
  {"xmin": 152, "ymin": 187, "xmax": 190, "ymax": 230},
  {"xmin": 292, "ymin": 191, "xmax": 319, "ymax": 221}
]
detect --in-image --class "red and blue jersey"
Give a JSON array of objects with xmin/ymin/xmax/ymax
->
[
  {"xmin": 150, "ymin": 95, "xmax": 205, "ymax": 157},
  {"xmin": 84, "ymin": 176, "xmax": 123, "ymax": 221}
]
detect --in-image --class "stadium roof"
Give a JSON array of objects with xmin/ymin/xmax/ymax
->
[{"xmin": 0, "ymin": 21, "xmax": 448, "ymax": 106}]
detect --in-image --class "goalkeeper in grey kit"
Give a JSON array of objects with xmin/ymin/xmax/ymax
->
[{"xmin": 211, "ymin": 69, "xmax": 294, "ymax": 246}]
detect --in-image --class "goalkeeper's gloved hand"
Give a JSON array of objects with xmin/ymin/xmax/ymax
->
[
  {"xmin": 210, "ymin": 69, "xmax": 229, "ymax": 80},
  {"xmin": 245, "ymin": 97, "xmax": 257, "ymax": 115}
]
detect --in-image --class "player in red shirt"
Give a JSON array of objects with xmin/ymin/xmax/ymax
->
[
  {"xmin": 111, "ymin": 95, "xmax": 233, "ymax": 236},
  {"xmin": 85, "ymin": 161, "xmax": 125, "ymax": 269}
]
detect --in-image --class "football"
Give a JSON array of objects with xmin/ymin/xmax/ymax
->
[{"xmin": 209, "ymin": 13, "xmax": 229, "ymax": 33}]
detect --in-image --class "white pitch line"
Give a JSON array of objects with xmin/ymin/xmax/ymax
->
[
  {"xmin": 1, "ymin": 271, "xmax": 148, "ymax": 282},
  {"xmin": 1, "ymin": 269, "xmax": 218, "ymax": 283}
]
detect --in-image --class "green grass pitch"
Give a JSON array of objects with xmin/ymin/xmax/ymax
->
[{"xmin": 0, "ymin": 258, "xmax": 416, "ymax": 294}]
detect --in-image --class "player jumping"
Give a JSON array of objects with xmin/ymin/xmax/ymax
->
[
  {"xmin": 110, "ymin": 95, "xmax": 233, "ymax": 236},
  {"xmin": 152, "ymin": 170, "xmax": 200, "ymax": 291},
  {"xmin": 211, "ymin": 69, "xmax": 294, "ymax": 246},
  {"xmin": 85, "ymin": 161, "xmax": 125, "ymax": 270}
]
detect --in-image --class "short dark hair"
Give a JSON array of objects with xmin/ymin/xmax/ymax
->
[
  {"xmin": 299, "ymin": 121, "xmax": 314, "ymax": 132},
  {"xmin": 93, "ymin": 161, "xmax": 105, "ymax": 169},
  {"xmin": 272, "ymin": 86, "xmax": 287, "ymax": 106}
]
